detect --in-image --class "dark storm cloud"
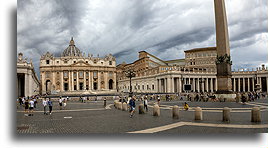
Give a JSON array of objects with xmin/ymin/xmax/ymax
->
[
  {"xmin": 148, "ymin": 27, "xmax": 215, "ymax": 53},
  {"xmin": 17, "ymin": 0, "xmax": 268, "ymax": 76}
]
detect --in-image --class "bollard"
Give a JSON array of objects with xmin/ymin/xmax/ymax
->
[
  {"xmin": 251, "ymin": 107, "xmax": 261, "ymax": 122},
  {"xmin": 172, "ymin": 105, "xmax": 179, "ymax": 119},
  {"xmin": 118, "ymin": 102, "xmax": 123, "ymax": 110},
  {"xmin": 122, "ymin": 102, "xmax": 127, "ymax": 111},
  {"xmin": 153, "ymin": 105, "xmax": 160, "ymax": 116},
  {"xmin": 114, "ymin": 100, "xmax": 118, "ymax": 108},
  {"xmin": 115, "ymin": 101, "xmax": 119, "ymax": 109},
  {"xmin": 195, "ymin": 107, "xmax": 202, "ymax": 120},
  {"xmin": 104, "ymin": 99, "xmax": 107, "ymax": 107},
  {"xmin": 223, "ymin": 107, "xmax": 231, "ymax": 122},
  {"xmin": 139, "ymin": 104, "xmax": 145, "ymax": 114}
]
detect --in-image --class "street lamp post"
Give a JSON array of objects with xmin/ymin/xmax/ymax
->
[{"xmin": 125, "ymin": 69, "xmax": 136, "ymax": 97}]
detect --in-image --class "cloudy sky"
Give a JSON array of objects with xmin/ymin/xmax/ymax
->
[{"xmin": 17, "ymin": 0, "xmax": 268, "ymax": 76}]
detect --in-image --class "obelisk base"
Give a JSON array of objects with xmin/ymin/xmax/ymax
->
[{"xmin": 214, "ymin": 93, "xmax": 236, "ymax": 102}]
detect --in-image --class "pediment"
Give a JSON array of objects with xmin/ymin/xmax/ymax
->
[{"xmin": 71, "ymin": 60, "xmax": 91, "ymax": 67}]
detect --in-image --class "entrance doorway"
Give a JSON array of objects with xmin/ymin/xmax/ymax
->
[
  {"xmin": 17, "ymin": 73, "xmax": 25, "ymax": 97},
  {"xmin": 109, "ymin": 79, "xmax": 113, "ymax": 89}
]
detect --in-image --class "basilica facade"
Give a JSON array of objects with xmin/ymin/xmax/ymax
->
[{"xmin": 39, "ymin": 38, "xmax": 117, "ymax": 95}]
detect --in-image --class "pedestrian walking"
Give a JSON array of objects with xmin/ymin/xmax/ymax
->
[
  {"xmin": 144, "ymin": 97, "xmax": 148, "ymax": 112},
  {"xmin": 157, "ymin": 96, "xmax": 161, "ymax": 106},
  {"xmin": 59, "ymin": 97, "xmax": 63, "ymax": 110},
  {"xmin": 63, "ymin": 98, "xmax": 67, "ymax": 109},
  {"xmin": 19, "ymin": 97, "xmax": 22, "ymax": 106},
  {"xmin": 129, "ymin": 97, "xmax": 136, "ymax": 118},
  {"xmin": 42, "ymin": 98, "xmax": 48, "ymax": 115},
  {"xmin": 29, "ymin": 99, "xmax": 35, "ymax": 116},
  {"xmin": 48, "ymin": 99, "xmax": 53, "ymax": 115},
  {"xmin": 24, "ymin": 99, "xmax": 29, "ymax": 115},
  {"xmin": 33, "ymin": 97, "xmax": 37, "ymax": 108}
]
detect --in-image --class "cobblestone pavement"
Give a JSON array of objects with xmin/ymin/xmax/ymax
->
[{"xmin": 17, "ymin": 99, "xmax": 268, "ymax": 134}]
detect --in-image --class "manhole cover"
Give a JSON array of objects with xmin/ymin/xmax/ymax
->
[{"xmin": 17, "ymin": 126, "xmax": 29, "ymax": 130}]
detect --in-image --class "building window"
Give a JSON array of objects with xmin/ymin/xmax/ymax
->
[
  {"xmin": 142, "ymin": 85, "xmax": 144, "ymax": 90},
  {"xmin": 64, "ymin": 83, "xmax": 68, "ymax": 91},
  {"xmin": 64, "ymin": 61, "xmax": 68, "ymax": 64},
  {"xmin": 101, "ymin": 62, "xmax": 103, "ymax": 65},
  {"xmin": 86, "ymin": 72, "xmax": 89, "ymax": 77},
  {"xmin": 46, "ymin": 60, "xmax": 50, "ymax": 64},
  {"xmin": 109, "ymin": 72, "xmax": 113, "ymax": 77},
  {"xmin": 152, "ymin": 85, "xmax": 155, "ymax": 90},
  {"xmin": 64, "ymin": 71, "xmax": 68, "ymax": 78},
  {"xmin": 74, "ymin": 85, "xmax": 77, "ymax": 90},
  {"xmin": 147, "ymin": 85, "xmax": 149, "ymax": 90},
  {"xmin": 74, "ymin": 61, "xmax": 76, "ymax": 63},
  {"xmin": 45, "ymin": 72, "xmax": 50, "ymax": 78},
  {"xmin": 57, "ymin": 61, "xmax": 59, "ymax": 64},
  {"xmin": 86, "ymin": 61, "xmax": 88, "ymax": 63},
  {"xmin": 109, "ymin": 61, "xmax": 112, "ymax": 65},
  {"xmin": 79, "ymin": 71, "xmax": 83, "ymax": 78},
  {"xmin": 93, "ymin": 71, "xmax": 97, "ymax": 78},
  {"xmin": 73, "ymin": 72, "xmax": 77, "ymax": 77}
]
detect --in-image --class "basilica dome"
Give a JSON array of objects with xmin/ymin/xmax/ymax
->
[{"xmin": 62, "ymin": 37, "xmax": 82, "ymax": 57}]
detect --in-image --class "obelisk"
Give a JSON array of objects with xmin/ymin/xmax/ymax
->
[{"xmin": 214, "ymin": 0, "xmax": 235, "ymax": 100}]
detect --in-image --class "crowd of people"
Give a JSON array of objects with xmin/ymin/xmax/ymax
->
[
  {"xmin": 17, "ymin": 95, "xmax": 69, "ymax": 116},
  {"xmin": 17, "ymin": 91, "xmax": 267, "ymax": 118}
]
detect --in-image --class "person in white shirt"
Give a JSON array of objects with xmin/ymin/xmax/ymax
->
[
  {"xmin": 63, "ymin": 98, "xmax": 67, "ymax": 109},
  {"xmin": 42, "ymin": 98, "xmax": 48, "ymax": 114},
  {"xmin": 59, "ymin": 97, "xmax": 63, "ymax": 110},
  {"xmin": 144, "ymin": 97, "xmax": 148, "ymax": 112},
  {"xmin": 29, "ymin": 99, "xmax": 35, "ymax": 116}
]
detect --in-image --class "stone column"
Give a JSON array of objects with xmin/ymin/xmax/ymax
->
[
  {"xmin": 165, "ymin": 78, "xmax": 168, "ymax": 93},
  {"xmin": 252, "ymin": 77, "xmax": 255, "ymax": 92},
  {"xmin": 210, "ymin": 78, "xmax": 213, "ymax": 92},
  {"xmin": 28, "ymin": 72, "xmax": 32, "ymax": 96},
  {"xmin": 71, "ymin": 71, "xmax": 73, "ymax": 91},
  {"xmin": 193, "ymin": 78, "xmax": 196, "ymax": 92},
  {"xmin": 266, "ymin": 77, "xmax": 268, "ymax": 93},
  {"xmin": 61, "ymin": 72, "xmax": 64, "ymax": 91},
  {"xmin": 24, "ymin": 74, "xmax": 29, "ymax": 97},
  {"xmin": 243, "ymin": 77, "xmax": 245, "ymax": 92},
  {"xmin": 206, "ymin": 78, "xmax": 209, "ymax": 92},
  {"xmin": 83, "ymin": 71, "xmax": 86, "ymax": 90},
  {"xmin": 259, "ymin": 77, "xmax": 262, "ymax": 91},
  {"xmin": 178, "ymin": 77, "xmax": 182, "ymax": 93},
  {"xmin": 170, "ymin": 77, "xmax": 174, "ymax": 93},
  {"xmin": 76, "ymin": 71, "xmax": 79, "ymax": 90},
  {"xmin": 233, "ymin": 78, "xmax": 236, "ymax": 92},
  {"xmin": 202, "ymin": 78, "xmax": 205, "ymax": 92},
  {"xmin": 197, "ymin": 78, "xmax": 200, "ymax": 92},
  {"xmin": 88, "ymin": 71, "xmax": 91, "ymax": 90},
  {"xmin": 247, "ymin": 78, "xmax": 250, "ymax": 92},
  {"xmin": 69, "ymin": 71, "xmax": 71, "ymax": 91},
  {"xmin": 238, "ymin": 78, "xmax": 241, "ymax": 92},
  {"xmin": 215, "ymin": 78, "xmax": 218, "ymax": 91}
]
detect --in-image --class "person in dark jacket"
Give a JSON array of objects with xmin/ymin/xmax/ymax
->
[
  {"xmin": 47, "ymin": 99, "xmax": 53, "ymax": 115},
  {"xmin": 129, "ymin": 97, "xmax": 136, "ymax": 118}
]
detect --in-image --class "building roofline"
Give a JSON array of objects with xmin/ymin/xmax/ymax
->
[{"xmin": 184, "ymin": 47, "xmax": 216, "ymax": 53}]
